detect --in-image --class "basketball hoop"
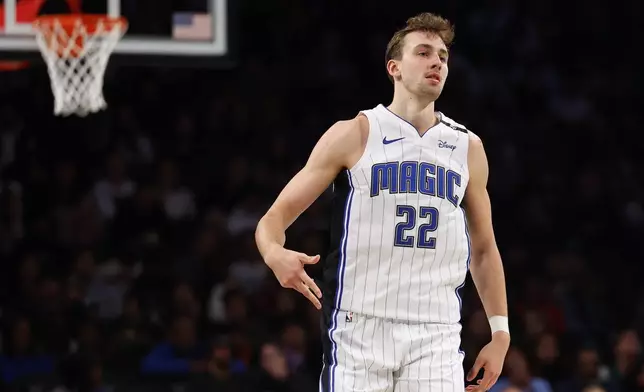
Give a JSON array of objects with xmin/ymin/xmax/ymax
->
[{"xmin": 33, "ymin": 15, "xmax": 127, "ymax": 117}]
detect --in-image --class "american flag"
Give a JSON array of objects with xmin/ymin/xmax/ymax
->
[{"xmin": 172, "ymin": 13, "xmax": 212, "ymax": 40}]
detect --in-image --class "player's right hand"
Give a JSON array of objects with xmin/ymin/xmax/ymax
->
[{"xmin": 264, "ymin": 246, "xmax": 323, "ymax": 309}]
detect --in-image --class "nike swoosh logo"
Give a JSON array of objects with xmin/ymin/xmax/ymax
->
[{"xmin": 383, "ymin": 136, "xmax": 405, "ymax": 145}]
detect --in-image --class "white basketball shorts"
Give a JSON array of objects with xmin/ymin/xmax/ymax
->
[{"xmin": 320, "ymin": 310, "xmax": 465, "ymax": 392}]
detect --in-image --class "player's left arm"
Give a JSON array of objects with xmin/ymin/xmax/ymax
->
[
  {"xmin": 463, "ymin": 132, "xmax": 510, "ymax": 391},
  {"xmin": 463, "ymin": 132, "xmax": 510, "ymax": 338}
]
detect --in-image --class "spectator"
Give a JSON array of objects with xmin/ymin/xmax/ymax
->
[
  {"xmin": 555, "ymin": 347, "xmax": 615, "ymax": 392},
  {"xmin": 93, "ymin": 152, "xmax": 136, "ymax": 220},
  {"xmin": 490, "ymin": 347, "xmax": 552, "ymax": 392},
  {"xmin": 532, "ymin": 333, "xmax": 564, "ymax": 384},
  {"xmin": 185, "ymin": 337, "xmax": 247, "ymax": 391},
  {"xmin": 610, "ymin": 329, "xmax": 642, "ymax": 391},
  {"xmin": 105, "ymin": 294, "xmax": 154, "ymax": 377},
  {"xmin": 140, "ymin": 316, "xmax": 208, "ymax": 376},
  {"xmin": 0, "ymin": 317, "xmax": 55, "ymax": 384},
  {"xmin": 247, "ymin": 342, "xmax": 317, "ymax": 392}
]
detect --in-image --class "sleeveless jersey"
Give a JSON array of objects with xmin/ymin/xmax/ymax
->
[{"xmin": 323, "ymin": 104, "xmax": 471, "ymax": 324}]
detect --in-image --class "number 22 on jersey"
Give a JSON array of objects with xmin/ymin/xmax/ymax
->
[{"xmin": 395, "ymin": 205, "xmax": 439, "ymax": 248}]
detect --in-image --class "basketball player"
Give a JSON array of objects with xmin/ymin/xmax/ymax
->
[{"xmin": 255, "ymin": 12, "xmax": 510, "ymax": 392}]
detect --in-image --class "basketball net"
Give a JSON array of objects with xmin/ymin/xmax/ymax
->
[{"xmin": 33, "ymin": 15, "xmax": 127, "ymax": 117}]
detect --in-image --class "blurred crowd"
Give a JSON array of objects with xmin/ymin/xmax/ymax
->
[{"xmin": 0, "ymin": 0, "xmax": 642, "ymax": 391}]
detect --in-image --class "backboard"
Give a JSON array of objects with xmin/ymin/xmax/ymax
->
[{"xmin": 0, "ymin": 0, "xmax": 237, "ymax": 67}]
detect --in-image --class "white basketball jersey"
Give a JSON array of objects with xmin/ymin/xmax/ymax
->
[{"xmin": 324, "ymin": 104, "xmax": 471, "ymax": 324}]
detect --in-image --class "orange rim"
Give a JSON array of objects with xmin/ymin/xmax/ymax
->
[
  {"xmin": 33, "ymin": 15, "xmax": 127, "ymax": 58},
  {"xmin": 33, "ymin": 14, "xmax": 128, "ymax": 35}
]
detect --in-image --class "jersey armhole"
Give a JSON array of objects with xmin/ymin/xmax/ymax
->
[{"xmin": 347, "ymin": 111, "xmax": 374, "ymax": 172}]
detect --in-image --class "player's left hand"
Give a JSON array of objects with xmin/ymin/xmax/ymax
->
[{"xmin": 466, "ymin": 332, "xmax": 510, "ymax": 391}]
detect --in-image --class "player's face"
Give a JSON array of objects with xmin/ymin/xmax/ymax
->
[{"xmin": 396, "ymin": 32, "xmax": 449, "ymax": 99}]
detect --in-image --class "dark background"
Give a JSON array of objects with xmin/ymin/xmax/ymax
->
[
  {"xmin": 0, "ymin": 0, "xmax": 642, "ymax": 391},
  {"xmin": 0, "ymin": 0, "xmax": 211, "ymax": 37},
  {"xmin": 82, "ymin": 0, "xmax": 210, "ymax": 37}
]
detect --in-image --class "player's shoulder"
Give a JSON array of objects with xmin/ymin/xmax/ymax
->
[
  {"xmin": 315, "ymin": 115, "xmax": 368, "ymax": 162},
  {"xmin": 330, "ymin": 114, "xmax": 369, "ymax": 133},
  {"xmin": 323, "ymin": 115, "xmax": 368, "ymax": 144},
  {"xmin": 439, "ymin": 112, "xmax": 482, "ymax": 145},
  {"xmin": 439, "ymin": 112, "xmax": 470, "ymax": 134}
]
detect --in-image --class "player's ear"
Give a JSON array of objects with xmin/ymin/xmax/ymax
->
[{"xmin": 386, "ymin": 59, "xmax": 400, "ymax": 81}]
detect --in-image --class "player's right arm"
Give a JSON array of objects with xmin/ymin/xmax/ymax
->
[{"xmin": 255, "ymin": 116, "xmax": 367, "ymax": 309}]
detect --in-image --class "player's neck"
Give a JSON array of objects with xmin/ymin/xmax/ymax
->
[{"xmin": 387, "ymin": 93, "xmax": 438, "ymax": 133}]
